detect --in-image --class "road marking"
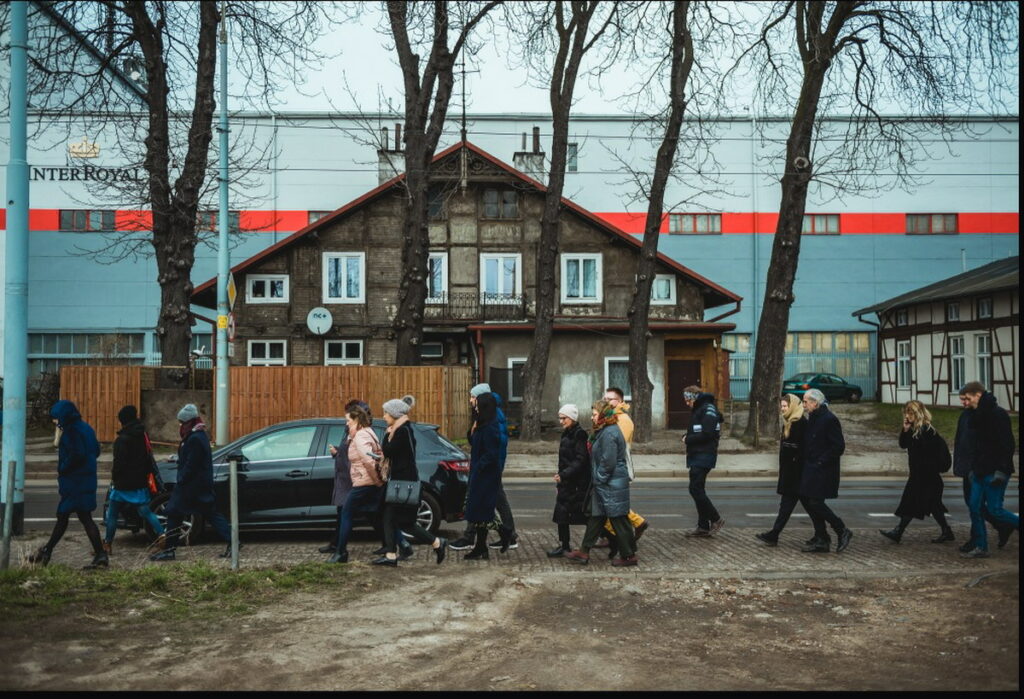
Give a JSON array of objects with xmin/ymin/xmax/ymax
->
[
  {"xmin": 867, "ymin": 513, "xmax": 893, "ymax": 517},
  {"xmin": 746, "ymin": 513, "xmax": 809, "ymax": 517},
  {"xmin": 23, "ymin": 517, "xmax": 57, "ymax": 522}
]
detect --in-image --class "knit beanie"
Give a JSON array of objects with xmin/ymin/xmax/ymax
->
[
  {"xmin": 177, "ymin": 403, "xmax": 200, "ymax": 422},
  {"xmin": 557, "ymin": 404, "xmax": 579, "ymax": 422},
  {"xmin": 383, "ymin": 394, "xmax": 415, "ymax": 418},
  {"xmin": 470, "ymin": 383, "xmax": 492, "ymax": 398},
  {"xmin": 117, "ymin": 404, "xmax": 139, "ymax": 425}
]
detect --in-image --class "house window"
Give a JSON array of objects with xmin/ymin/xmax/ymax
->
[
  {"xmin": 197, "ymin": 210, "xmax": 241, "ymax": 233},
  {"xmin": 482, "ymin": 189, "xmax": 518, "ymax": 219},
  {"xmin": 324, "ymin": 340, "xmax": 363, "ymax": 366},
  {"xmin": 59, "ymin": 209, "xmax": 115, "ymax": 232},
  {"xmin": 721, "ymin": 333, "xmax": 751, "ymax": 353},
  {"xmin": 27, "ymin": 332, "xmax": 146, "ymax": 378},
  {"xmin": 651, "ymin": 274, "xmax": 676, "ymax": 305},
  {"xmin": 896, "ymin": 340, "xmax": 912, "ymax": 388},
  {"xmin": 950, "ymin": 335, "xmax": 965, "ymax": 393},
  {"xmin": 730, "ymin": 358, "xmax": 751, "ymax": 378},
  {"xmin": 420, "ymin": 342, "xmax": 444, "ymax": 360},
  {"xmin": 426, "ymin": 252, "xmax": 448, "ymax": 304},
  {"xmin": 507, "ymin": 357, "xmax": 527, "ymax": 401},
  {"xmin": 248, "ymin": 340, "xmax": 287, "ymax": 366},
  {"xmin": 906, "ymin": 213, "xmax": 957, "ymax": 235},
  {"xmin": 802, "ymin": 214, "xmax": 839, "ymax": 235},
  {"xmin": 605, "ymin": 357, "xmax": 632, "ymax": 401},
  {"xmin": 976, "ymin": 334, "xmax": 991, "ymax": 388},
  {"xmin": 246, "ymin": 274, "xmax": 289, "ymax": 304},
  {"xmin": 567, "ymin": 143, "xmax": 578, "ymax": 173},
  {"xmin": 895, "ymin": 309, "xmax": 908, "ymax": 326},
  {"xmin": 946, "ymin": 302, "xmax": 960, "ymax": 322},
  {"xmin": 428, "ymin": 188, "xmax": 446, "ymax": 220},
  {"xmin": 480, "ymin": 253, "xmax": 522, "ymax": 303},
  {"xmin": 560, "ymin": 253, "xmax": 602, "ymax": 303},
  {"xmin": 308, "ymin": 211, "xmax": 332, "ymax": 224},
  {"xmin": 977, "ymin": 297, "xmax": 993, "ymax": 319},
  {"xmin": 668, "ymin": 213, "xmax": 721, "ymax": 235},
  {"xmin": 323, "ymin": 252, "xmax": 365, "ymax": 304},
  {"xmin": 852, "ymin": 333, "xmax": 870, "ymax": 353}
]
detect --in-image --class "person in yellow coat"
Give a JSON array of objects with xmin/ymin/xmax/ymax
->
[{"xmin": 597, "ymin": 387, "xmax": 649, "ymax": 555}]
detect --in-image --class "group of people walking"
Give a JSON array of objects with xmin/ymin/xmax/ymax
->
[{"xmin": 26, "ymin": 380, "xmax": 1017, "ymax": 569}]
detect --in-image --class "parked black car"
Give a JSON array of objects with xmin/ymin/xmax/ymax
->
[
  {"xmin": 781, "ymin": 372, "xmax": 863, "ymax": 402},
  {"xmin": 107, "ymin": 418, "xmax": 469, "ymax": 543}
]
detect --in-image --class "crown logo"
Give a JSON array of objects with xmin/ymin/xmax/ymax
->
[{"xmin": 69, "ymin": 138, "xmax": 100, "ymax": 158}]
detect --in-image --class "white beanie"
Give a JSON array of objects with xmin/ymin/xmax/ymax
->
[
  {"xmin": 383, "ymin": 394, "xmax": 416, "ymax": 418},
  {"xmin": 470, "ymin": 383, "xmax": 492, "ymax": 398},
  {"xmin": 558, "ymin": 404, "xmax": 579, "ymax": 422},
  {"xmin": 177, "ymin": 403, "xmax": 199, "ymax": 421}
]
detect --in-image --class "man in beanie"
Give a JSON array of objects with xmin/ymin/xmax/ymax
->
[
  {"xmin": 150, "ymin": 404, "xmax": 234, "ymax": 561},
  {"xmin": 450, "ymin": 383, "xmax": 521, "ymax": 551},
  {"xmin": 103, "ymin": 405, "xmax": 166, "ymax": 556}
]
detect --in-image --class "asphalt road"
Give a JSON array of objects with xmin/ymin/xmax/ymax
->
[{"xmin": 20, "ymin": 478, "xmax": 1019, "ymax": 532}]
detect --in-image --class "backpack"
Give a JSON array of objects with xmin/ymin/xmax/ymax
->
[{"xmin": 625, "ymin": 444, "xmax": 635, "ymax": 482}]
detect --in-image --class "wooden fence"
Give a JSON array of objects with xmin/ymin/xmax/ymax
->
[{"xmin": 60, "ymin": 365, "xmax": 473, "ymax": 444}]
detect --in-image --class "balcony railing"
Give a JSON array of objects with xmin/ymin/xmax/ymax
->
[{"xmin": 424, "ymin": 292, "xmax": 529, "ymax": 322}]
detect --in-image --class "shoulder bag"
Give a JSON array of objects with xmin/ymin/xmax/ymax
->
[{"xmin": 383, "ymin": 425, "xmax": 419, "ymax": 506}]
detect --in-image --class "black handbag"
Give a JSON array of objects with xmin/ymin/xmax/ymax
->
[{"xmin": 385, "ymin": 479, "xmax": 421, "ymax": 506}]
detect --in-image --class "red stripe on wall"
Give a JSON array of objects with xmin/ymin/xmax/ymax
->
[
  {"xmin": 960, "ymin": 212, "xmax": 1018, "ymax": 234},
  {"xmin": 115, "ymin": 210, "xmax": 153, "ymax": 231}
]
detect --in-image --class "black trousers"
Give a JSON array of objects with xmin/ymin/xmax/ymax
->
[
  {"xmin": 581, "ymin": 514, "xmax": 636, "ymax": 558},
  {"xmin": 801, "ymin": 496, "xmax": 846, "ymax": 539},
  {"xmin": 45, "ymin": 509, "xmax": 103, "ymax": 554},
  {"xmin": 382, "ymin": 503, "xmax": 434, "ymax": 554},
  {"xmin": 462, "ymin": 482, "xmax": 517, "ymax": 538},
  {"xmin": 771, "ymin": 494, "xmax": 801, "ymax": 535},
  {"xmin": 688, "ymin": 466, "xmax": 720, "ymax": 530}
]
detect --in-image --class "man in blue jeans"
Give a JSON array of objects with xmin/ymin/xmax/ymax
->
[{"xmin": 961, "ymin": 382, "xmax": 1018, "ymax": 558}]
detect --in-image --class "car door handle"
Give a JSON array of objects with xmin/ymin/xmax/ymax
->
[{"xmin": 285, "ymin": 470, "xmax": 310, "ymax": 478}]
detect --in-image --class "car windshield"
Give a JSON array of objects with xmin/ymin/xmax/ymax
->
[{"xmin": 787, "ymin": 373, "xmax": 817, "ymax": 382}]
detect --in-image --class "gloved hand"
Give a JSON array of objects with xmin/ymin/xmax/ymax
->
[{"xmin": 991, "ymin": 470, "xmax": 1008, "ymax": 486}]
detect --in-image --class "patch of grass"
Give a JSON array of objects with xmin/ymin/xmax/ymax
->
[
  {"xmin": 869, "ymin": 402, "xmax": 1019, "ymax": 445},
  {"xmin": 0, "ymin": 560, "xmax": 367, "ymax": 625}
]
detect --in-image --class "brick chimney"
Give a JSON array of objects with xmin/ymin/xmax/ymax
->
[
  {"xmin": 513, "ymin": 126, "xmax": 546, "ymax": 182},
  {"xmin": 377, "ymin": 122, "xmax": 405, "ymax": 185}
]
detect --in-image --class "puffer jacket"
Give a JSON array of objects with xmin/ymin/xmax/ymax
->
[
  {"xmin": 50, "ymin": 400, "xmax": 100, "ymax": 514},
  {"xmin": 684, "ymin": 393, "xmax": 723, "ymax": 469},
  {"xmin": 347, "ymin": 427, "xmax": 384, "ymax": 487},
  {"xmin": 588, "ymin": 423, "xmax": 630, "ymax": 518}
]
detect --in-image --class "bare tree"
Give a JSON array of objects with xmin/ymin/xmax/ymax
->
[
  {"xmin": 510, "ymin": 0, "xmax": 631, "ymax": 441},
  {"xmin": 732, "ymin": 0, "xmax": 1019, "ymax": 440},
  {"xmin": 385, "ymin": 0, "xmax": 500, "ymax": 365},
  {"xmin": 3, "ymin": 1, "xmax": 337, "ymax": 368}
]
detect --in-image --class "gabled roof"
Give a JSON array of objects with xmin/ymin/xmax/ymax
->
[
  {"xmin": 852, "ymin": 256, "xmax": 1019, "ymax": 318},
  {"xmin": 193, "ymin": 140, "xmax": 742, "ymax": 309}
]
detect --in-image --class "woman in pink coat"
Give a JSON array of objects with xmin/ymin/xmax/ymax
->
[{"xmin": 326, "ymin": 405, "xmax": 385, "ymax": 563}]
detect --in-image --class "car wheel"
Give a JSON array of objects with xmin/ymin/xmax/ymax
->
[
  {"xmin": 848, "ymin": 390, "xmax": 862, "ymax": 403},
  {"xmin": 402, "ymin": 491, "xmax": 442, "ymax": 538},
  {"xmin": 146, "ymin": 491, "xmax": 205, "ymax": 545}
]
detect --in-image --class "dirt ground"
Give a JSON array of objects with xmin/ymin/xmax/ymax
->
[{"xmin": 1, "ymin": 564, "xmax": 1018, "ymax": 691}]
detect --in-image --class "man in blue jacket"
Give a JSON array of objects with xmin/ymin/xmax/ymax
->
[{"xmin": 682, "ymin": 386, "xmax": 726, "ymax": 537}]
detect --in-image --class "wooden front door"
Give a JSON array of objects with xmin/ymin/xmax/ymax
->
[{"xmin": 667, "ymin": 359, "xmax": 702, "ymax": 429}]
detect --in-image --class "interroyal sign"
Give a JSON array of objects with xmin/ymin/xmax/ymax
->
[{"xmin": 30, "ymin": 166, "xmax": 143, "ymax": 182}]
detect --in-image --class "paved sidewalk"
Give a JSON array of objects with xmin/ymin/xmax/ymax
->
[{"xmin": 8, "ymin": 524, "xmax": 1017, "ymax": 580}]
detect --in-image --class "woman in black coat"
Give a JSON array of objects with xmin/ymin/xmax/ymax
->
[
  {"xmin": 373, "ymin": 395, "xmax": 447, "ymax": 567},
  {"xmin": 880, "ymin": 400, "xmax": 953, "ymax": 544},
  {"xmin": 547, "ymin": 404, "xmax": 591, "ymax": 557},
  {"xmin": 756, "ymin": 394, "xmax": 807, "ymax": 546}
]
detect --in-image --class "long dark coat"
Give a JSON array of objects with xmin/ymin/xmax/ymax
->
[
  {"xmin": 331, "ymin": 433, "xmax": 353, "ymax": 507},
  {"xmin": 588, "ymin": 423, "xmax": 630, "ymax": 518},
  {"xmin": 553, "ymin": 422, "xmax": 591, "ymax": 525},
  {"xmin": 777, "ymin": 417, "xmax": 806, "ymax": 496},
  {"xmin": 51, "ymin": 400, "xmax": 100, "ymax": 514},
  {"xmin": 952, "ymin": 409, "xmax": 976, "ymax": 478},
  {"xmin": 111, "ymin": 419, "xmax": 151, "ymax": 492},
  {"xmin": 971, "ymin": 392, "xmax": 1016, "ymax": 478},
  {"xmin": 168, "ymin": 424, "xmax": 216, "ymax": 516},
  {"xmin": 895, "ymin": 427, "xmax": 951, "ymax": 519},
  {"xmin": 466, "ymin": 417, "xmax": 503, "ymax": 523},
  {"xmin": 799, "ymin": 404, "xmax": 845, "ymax": 500},
  {"xmin": 381, "ymin": 421, "xmax": 419, "ymax": 525}
]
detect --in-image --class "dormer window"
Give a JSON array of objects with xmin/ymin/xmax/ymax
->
[{"xmin": 483, "ymin": 189, "xmax": 518, "ymax": 219}]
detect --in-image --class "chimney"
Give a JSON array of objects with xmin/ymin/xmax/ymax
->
[
  {"xmin": 513, "ymin": 126, "xmax": 546, "ymax": 182},
  {"xmin": 394, "ymin": 123, "xmax": 401, "ymax": 151},
  {"xmin": 377, "ymin": 124, "xmax": 405, "ymax": 185},
  {"xmin": 532, "ymin": 126, "xmax": 541, "ymax": 154}
]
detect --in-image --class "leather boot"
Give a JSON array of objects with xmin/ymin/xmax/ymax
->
[
  {"xmin": 102, "ymin": 541, "xmax": 112, "ymax": 556},
  {"xmin": 84, "ymin": 551, "xmax": 109, "ymax": 569},
  {"xmin": 879, "ymin": 527, "xmax": 903, "ymax": 544},
  {"xmin": 28, "ymin": 546, "xmax": 52, "ymax": 566},
  {"xmin": 931, "ymin": 527, "xmax": 954, "ymax": 543},
  {"xmin": 464, "ymin": 529, "xmax": 489, "ymax": 560}
]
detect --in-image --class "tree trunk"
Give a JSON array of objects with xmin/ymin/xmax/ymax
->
[
  {"xmin": 628, "ymin": 0, "xmax": 691, "ymax": 443},
  {"xmin": 393, "ymin": 132, "xmax": 431, "ymax": 364}
]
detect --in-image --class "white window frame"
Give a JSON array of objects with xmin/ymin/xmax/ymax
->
[
  {"xmin": 479, "ymin": 253, "xmax": 523, "ymax": 304},
  {"xmin": 976, "ymin": 334, "xmax": 992, "ymax": 389},
  {"xmin": 507, "ymin": 357, "xmax": 527, "ymax": 402},
  {"xmin": 420, "ymin": 342, "xmax": 444, "ymax": 360},
  {"xmin": 246, "ymin": 274, "xmax": 290, "ymax": 304},
  {"xmin": 946, "ymin": 302, "xmax": 960, "ymax": 322},
  {"xmin": 324, "ymin": 339, "xmax": 363, "ymax": 366},
  {"xmin": 895, "ymin": 309, "xmax": 908, "ymax": 326},
  {"xmin": 650, "ymin": 274, "xmax": 677, "ymax": 305},
  {"xmin": 248, "ymin": 339, "xmax": 287, "ymax": 366},
  {"xmin": 950, "ymin": 335, "xmax": 965, "ymax": 393},
  {"xmin": 322, "ymin": 252, "xmax": 366, "ymax": 304},
  {"xmin": 426, "ymin": 252, "xmax": 448, "ymax": 304},
  {"xmin": 567, "ymin": 143, "xmax": 578, "ymax": 173},
  {"xmin": 604, "ymin": 356, "xmax": 632, "ymax": 402},
  {"xmin": 896, "ymin": 340, "xmax": 912, "ymax": 388},
  {"xmin": 977, "ymin": 297, "xmax": 993, "ymax": 319},
  {"xmin": 560, "ymin": 253, "xmax": 603, "ymax": 304}
]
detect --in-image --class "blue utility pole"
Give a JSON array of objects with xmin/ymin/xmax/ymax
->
[
  {"xmin": 2, "ymin": 0, "xmax": 30, "ymax": 535},
  {"xmin": 215, "ymin": 1, "xmax": 230, "ymax": 445}
]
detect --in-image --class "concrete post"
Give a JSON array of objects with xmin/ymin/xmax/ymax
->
[{"xmin": 215, "ymin": 2, "xmax": 231, "ymax": 446}]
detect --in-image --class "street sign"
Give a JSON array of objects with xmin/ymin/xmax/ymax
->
[
  {"xmin": 227, "ymin": 312, "xmax": 236, "ymax": 342},
  {"xmin": 227, "ymin": 273, "xmax": 237, "ymax": 310}
]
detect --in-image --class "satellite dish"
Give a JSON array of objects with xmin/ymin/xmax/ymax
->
[{"xmin": 306, "ymin": 307, "xmax": 333, "ymax": 335}]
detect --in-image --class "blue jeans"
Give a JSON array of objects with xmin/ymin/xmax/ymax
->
[
  {"xmin": 104, "ymin": 498, "xmax": 164, "ymax": 543},
  {"xmin": 968, "ymin": 473, "xmax": 1020, "ymax": 551},
  {"xmin": 335, "ymin": 486, "xmax": 382, "ymax": 554}
]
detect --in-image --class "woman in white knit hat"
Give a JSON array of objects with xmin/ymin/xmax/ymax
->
[{"xmin": 546, "ymin": 404, "xmax": 591, "ymax": 557}]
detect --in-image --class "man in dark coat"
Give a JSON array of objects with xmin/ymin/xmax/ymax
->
[
  {"xmin": 682, "ymin": 387, "xmax": 725, "ymax": 537},
  {"xmin": 798, "ymin": 389, "xmax": 853, "ymax": 553},
  {"xmin": 149, "ymin": 404, "xmax": 233, "ymax": 561},
  {"xmin": 953, "ymin": 387, "xmax": 1011, "ymax": 552},
  {"xmin": 961, "ymin": 383, "xmax": 1019, "ymax": 557}
]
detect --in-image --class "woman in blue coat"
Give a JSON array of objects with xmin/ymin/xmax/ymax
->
[
  {"xmin": 463, "ymin": 392, "xmax": 511, "ymax": 560},
  {"xmin": 564, "ymin": 400, "xmax": 637, "ymax": 567},
  {"xmin": 29, "ymin": 400, "xmax": 107, "ymax": 568}
]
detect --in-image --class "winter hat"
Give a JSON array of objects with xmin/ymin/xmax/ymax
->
[
  {"xmin": 117, "ymin": 404, "xmax": 139, "ymax": 425},
  {"xmin": 383, "ymin": 394, "xmax": 416, "ymax": 418},
  {"xmin": 177, "ymin": 403, "xmax": 200, "ymax": 422},
  {"xmin": 558, "ymin": 404, "xmax": 579, "ymax": 422},
  {"xmin": 470, "ymin": 383, "xmax": 492, "ymax": 398}
]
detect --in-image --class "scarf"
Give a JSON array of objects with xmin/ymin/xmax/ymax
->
[
  {"xmin": 588, "ymin": 406, "xmax": 618, "ymax": 445},
  {"xmin": 781, "ymin": 394, "xmax": 804, "ymax": 438},
  {"xmin": 179, "ymin": 417, "xmax": 207, "ymax": 444}
]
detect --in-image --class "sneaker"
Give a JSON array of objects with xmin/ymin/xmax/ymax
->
[
  {"xmin": 836, "ymin": 528, "xmax": 853, "ymax": 553},
  {"xmin": 960, "ymin": 547, "xmax": 990, "ymax": 558},
  {"xmin": 634, "ymin": 521, "xmax": 649, "ymax": 541},
  {"xmin": 546, "ymin": 545, "xmax": 570, "ymax": 558},
  {"xmin": 610, "ymin": 555, "xmax": 638, "ymax": 567},
  {"xmin": 149, "ymin": 549, "xmax": 176, "ymax": 562},
  {"xmin": 448, "ymin": 537, "xmax": 474, "ymax": 552},
  {"xmin": 684, "ymin": 528, "xmax": 711, "ymax": 537},
  {"xmin": 755, "ymin": 531, "xmax": 778, "ymax": 546},
  {"xmin": 564, "ymin": 550, "xmax": 589, "ymax": 565},
  {"xmin": 709, "ymin": 518, "xmax": 726, "ymax": 535},
  {"xmin": 958, "ymin": 540, "xmax": 975, "ymax": 553},
  {"xmin": 488, "ymin": 537, "xmax": 518, "ymax": 550}
]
